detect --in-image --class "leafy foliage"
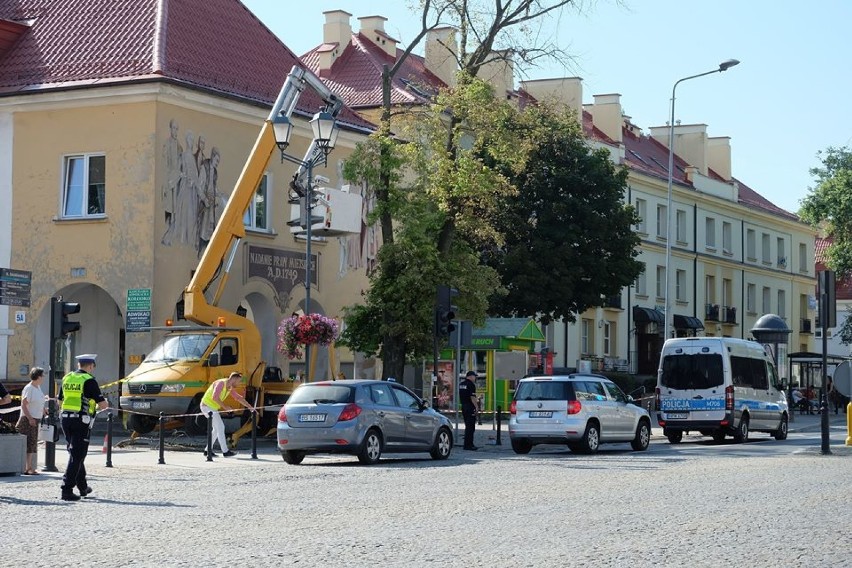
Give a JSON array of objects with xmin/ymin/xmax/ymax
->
[
  {"xmin": 484, "ymin": 104, "xmax": 643, "ymax": 325},
  {"xmin": 800, "ymin": 146, "xmax": 852, "ymax": 272}
]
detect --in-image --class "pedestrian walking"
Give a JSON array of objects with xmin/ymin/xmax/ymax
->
[
  {"xmin": 460, "ymin": 371, "xmax": 478, "ymax": 450},
  {"xmin": 15, "ymin": 367, "xmax": 46, "ymax": 475},
  {"xmin": 199, "ymin": 372, "xmax": 255, "ymax": 457},
  {"xmin": 58, "ymin": 354, "xmax": 108, "ymax": 501}
]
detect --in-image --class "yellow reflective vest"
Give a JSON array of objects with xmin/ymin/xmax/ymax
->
[
  {"xmin": 61, "ymin": 371, "xmax": 96, "ymax": 416},
  {"xmin": 201, "ymin": 378, "xmax": 231, "ymax": 411}
]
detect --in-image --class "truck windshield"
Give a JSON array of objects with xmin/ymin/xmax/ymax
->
[
  {"xmin": 660, "ymin": 353, "xmax": 724, "ymax": 390},
  {"xmin": 144, "ymin": 333, "xmax": 215, "ymax": 363}
]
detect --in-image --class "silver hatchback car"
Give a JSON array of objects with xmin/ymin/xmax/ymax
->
[
  {"xmin": 277, "ymin": 380, "xmax": 454, "ymax": 465},
  {"xmin": 509, "ymin": 374, "xmax": 651, "ymax": 454}
]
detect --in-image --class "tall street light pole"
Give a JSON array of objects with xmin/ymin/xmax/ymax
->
[{"xmin": 663, "ymin": 59, "xmax": 740, "ymax": 342}]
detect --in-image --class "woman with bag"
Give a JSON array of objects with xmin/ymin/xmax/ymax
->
[{"xmin": 16, "ymin": 367, "xmax": 46, "ymax": 475}]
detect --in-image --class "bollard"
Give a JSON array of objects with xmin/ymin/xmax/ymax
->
[
  {"xmin": 206, "ymin": 411, "xmax": 214, "ymax": 462},
  {"xmin": 158, "ymin": 412, "xmax": 166, "ymax": 464},
  {"xmin": 496, "ymin": 406, "xmax": 502, "ymax": 445},
  {"xmin": 105, "ymin": 412, "xmax": 113, "ymax": 468},
  {"xmin": 820, "ymin": 394, "xmax": 831, "ymax": 455},
  {"xmin": 251, "ymin": 409, "xmax": 258, "ymax": 460},
  {"xmin": 846, "ymin": 401, "xmax": 852, "ymax": 447}
]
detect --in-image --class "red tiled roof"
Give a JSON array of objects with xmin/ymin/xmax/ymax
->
[
  {"xmin": 302, "ymin": 32, "xmax": 446, "ymax": 109},
  {"xmin": 815, "ymin": 237, "xmax": 852, "ymax": 299},
  {"xmin": 579, "ymin": 113, "xmax": 799, "ymax": 223},
  {"xmin": 0, "ymin": 0, "xmax": 373, "ymax": 131}
]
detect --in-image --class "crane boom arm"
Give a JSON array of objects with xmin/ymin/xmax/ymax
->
[{"xmin": 183, "ymin": 66, "xmax": 342, "ymax": 330}]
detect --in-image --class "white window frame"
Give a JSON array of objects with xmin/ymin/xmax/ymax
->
[
  {"xmin": 676, "ymin": 209, "xmax": 687, "ymax": 242},
  {"xmin": 762, "ymin": 233, "xmax": 771, "ymax": 264},
  {"xmin": 747, "ymin": 284, "xmax": 756, "ymax": 313},
  {"xmin": 656, "ymin": 265, "xmax": 666, "ymax": 299},
  {"xmin": 799, "ymin": 243, "xmax": 808, "ymax": 272},
  {"xmin": 62, "ymin": 153, "xmax": 106, "ymax": 218},
  {"xmin": 635, "ymin": 263, "xmax": 647, "ymax": 296},
  {"xmin": 722, "ymin": 221, "xmax": 732, "ymax": 254},
  {"xmin": 705, "ymin": 217, "xmax": 716, "ymax": 249},
  {"xmin": 747, "ymin": 229, "xmax": 756, "ymax": 260},
  {"xmin": 777, "ymin": 237, "xmax": 786, "ymax": 267},
  {"xmin": 656, "ymin": 204, "xmax": 667, "ymax": 239},
  {"xmin": 762, "ymin": 286, "xmax": 771, "ymax": 314},
  {"xmin": 635, "ymin": 198, "xmax": 647, "ymax": 234},
  {"xmin": 603, "ymin": 321, "xmax": 612, "ymax": 356},
  {"xmin": 705, "ymin": 275, "xmax": 716, "ymax": 304},
  {"xmin": 581, "ymin": 319, "xmax": 591, "ymax": 354},
  {"xmin": 777, "ymin": 289, "xmax": 786, "ymax": 318},
  {"xmin": 244, "ymin": 173, "xmax": 271, "ymax": 231},
  {"xmin": 676, "ymin": 269, "xmax": 687, "ymax": 301}
]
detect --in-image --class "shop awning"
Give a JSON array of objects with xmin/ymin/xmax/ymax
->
[
  {"xmin": 673, "ymin": 314, "xmax": 704, "ymax": 330},
  {"xmin": 633, "ymin": 306, "xmax": 664, "ymax": 324}
]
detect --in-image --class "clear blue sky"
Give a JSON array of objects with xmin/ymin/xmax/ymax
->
[{"xmin": 242, "ymin": 0, "xmax": 852, "ymax": 215}]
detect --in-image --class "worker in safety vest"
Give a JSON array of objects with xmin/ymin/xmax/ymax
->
[
  {"xmin": 58, "ymin": 353, "xmax": 108, "ymax": 501},
  {"xmin": 200, "ymin": 372, "xmax": 255, "ymax": 457}
]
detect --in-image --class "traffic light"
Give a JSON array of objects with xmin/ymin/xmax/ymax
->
[
  {"xmin": 435, "ymin": 285, "xmax": 458, "ymax": 338},
  {"xmin": 51, "ymin": 298, "xmax": 81, "ymax": 339}
]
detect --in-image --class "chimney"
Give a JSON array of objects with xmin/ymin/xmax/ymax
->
[
  {"xmin": 478, "ymin": 51, "xmax": 514, "ymax": 100},
  {"xmin": 358, "ymin": 15, "xmax": 397, "ymax": 58},
  {"xmin": 649, "ymin": 123, "xmax": 709, "ymax": 176},
  {"xmin": 590, "ymin": 94, "xmax": 623, "ymax": 144},
  {"xmin": 707, "ymin": 136, "xmax": 732, "ymax": 181},
  {"xmin": 319, "ymin": 10, "xmax": 351, "ymax": 75},
  {"xmin": 519, "ymin": 77, "xmax": 583, "ymax": 120},
  {"xmin": 425, "ymin": 26, "xmax": 457, "ymax": 88}
]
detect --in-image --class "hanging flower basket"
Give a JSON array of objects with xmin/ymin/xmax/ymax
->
[{"xmin": 277, "ymin": 313, "xmax": 340, "ymax": 360}]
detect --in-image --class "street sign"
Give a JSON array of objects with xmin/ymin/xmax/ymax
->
[
  {"xmin": 126, "ymin": 288, "xmax": 151, "ymax": 332},
  {"xmin": 0, "ymin": 268, "xmax": 32, "ymax": 307}
]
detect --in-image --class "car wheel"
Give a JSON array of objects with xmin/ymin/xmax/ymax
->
[
  {"xmin": 712, "ymin": 431, "xmax": 726, "ymax": 443},
  {"xmin": 357, "ymin": 428, "xmax": 382, "ymax": 465},
  {"xmin": 580, "ymin": 421, "xmax": 600, "ymax": 454},
  {"xmin": 665, "ymin": 430, "xmax": 683, "ymax": 444},
  {"xmin": 183, "ymin": 398, "xmax": 207, "ymax": 436},
  {"xmin": 733, "ymin": 415, "xmax": 749, "ymax": 443},
  {"xmin": 282, "ymin": 450, "xmax": 306, "ymax": 465},
  {"xmin": 773, "ymin": 414, "xmax": 788, "ymax": 441},
  {"xmin": 631, "ymin": 420, "xmax": 650, "ymax": 451},
  {"xmin": 126, "ymin": 413, "xmax": 157, "ymax": 435},
  {"xmin": 511, "ymin": 438, "xmax": 532, "ymax": 454},
  {"xmin": 430, "ymin": 427, "xmax": 452, "ymax": 460}
]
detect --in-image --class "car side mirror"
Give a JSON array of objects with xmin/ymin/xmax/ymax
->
[
  {"xmin": 419, "ymin": 399, "xmax": 430, "ymax": 410},
  {"xmin": 205, "ymin": 353, "xmax": 219, "ymax": 367},
  {"xmin": 627, "ymin": 395, "xmax": 635, "ymax": 403}
]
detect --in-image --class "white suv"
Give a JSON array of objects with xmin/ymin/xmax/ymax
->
[{"xmin": 509, "ymin": 374, "xmax": 651, "ymax": 454}]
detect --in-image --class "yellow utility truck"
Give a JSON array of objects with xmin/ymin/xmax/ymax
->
[{"xmin": 120, "ymin": 66, "xmax": 342, "ymax": 439}]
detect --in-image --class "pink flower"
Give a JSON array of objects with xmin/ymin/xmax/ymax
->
[{"xmin": 277, "ymin": 314, "xmax": 340, "ymax": 360}]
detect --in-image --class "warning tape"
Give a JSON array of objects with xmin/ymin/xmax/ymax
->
[{"xmin": 102, "ymin": 403, "xmax": 284, "ymax": 419}]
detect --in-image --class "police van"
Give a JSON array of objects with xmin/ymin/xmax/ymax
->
[{"xmin": 656, "ymin": 337, "xmax": 789, "ymax": 444}]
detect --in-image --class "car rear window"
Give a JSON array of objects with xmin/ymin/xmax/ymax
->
[
  {"xmin": 288, "ymin": 384, "xmax": 354, "ymax": 404},
  {"xmin": 514, "ymin": 380, "xmax": 575, "ymax": 401},
  {"xmin": 660, "ymin": 353, "xmax": 724, "ymax": 390}
]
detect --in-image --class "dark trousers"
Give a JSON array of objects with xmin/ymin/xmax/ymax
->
[
  {"xmin": 61, "ymin": 416, "xmax": 91, "ymax": 494},
  {"xmin": 463, "ymin": 408, "xmax": 476, "ymax": 448}
]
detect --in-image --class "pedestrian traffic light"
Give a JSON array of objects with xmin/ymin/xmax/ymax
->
[
  {"xmin": 435, "ymin": 285, "xmax": 458, "ymax": 338},
  {"xmin": 52, "ymin": 298, "xmax": 81, "ymax": 339}
]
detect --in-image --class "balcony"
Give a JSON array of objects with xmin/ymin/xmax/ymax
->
[
  {"xmin": 800, "ymin": 318, "xmax": 812, "ymax": 334},
  {"xmin": 705, "ymin": 303, "xmax": 720, "ymax": 322},
  {"xmin": 721, "ymin": 305, "xmax": 737, "ymax": 325},
  {"xmin": 602, "ymin": 294, "xmax": 623, "ymax": 310}
]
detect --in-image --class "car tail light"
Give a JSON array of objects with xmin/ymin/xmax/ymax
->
[
  {"xmin": 509, "ymin": 400, "xmax": 517, "ymax": 415},
  {"xmin": 567, "ymin": 400, "xmax": 582, "ymax": 415},
  {"xmin": 338, "ymin": 403, "xmax": 362, "ymax": 421},
  {"xmin": 277, "ymin": 406, "xmax": 287, "ymax": 422},
  {"xmin": 655, "ymin": 387, "xmax": 661, "ymax": 411},
  {"xmin": 725, "ymin": 385, "xmax": 734, "ymax": 411}
]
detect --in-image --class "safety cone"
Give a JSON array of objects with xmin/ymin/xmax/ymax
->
[{"xmin": 102, "ymin": 433, "xmax": 110, "ymax": 453}]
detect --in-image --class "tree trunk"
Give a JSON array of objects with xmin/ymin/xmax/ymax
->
[{"xmin": 381, "ymin": 331, "xmax": 406, "ymax": 382}]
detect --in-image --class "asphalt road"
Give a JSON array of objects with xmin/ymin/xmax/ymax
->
[{"xmin": 1, "ymin": 416, "xmax": 850, "ymax": 567}]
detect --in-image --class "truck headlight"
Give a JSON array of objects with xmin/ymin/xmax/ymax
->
[{"xmin": 161, "ymin": 384, "xmax": 185, "ymax": 393}]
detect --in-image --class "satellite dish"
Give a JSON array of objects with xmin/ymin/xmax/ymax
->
[{"xmin": 834, "ymin": 360, "xmax": 852, "ymax": 397}]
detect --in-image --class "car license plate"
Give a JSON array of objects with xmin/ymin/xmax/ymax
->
[
  {"xmin": 132, "ymin": 402, "xmax": 151, "ymax": 410},
  {"xmin": 667, "ymin": 412, "xmax": 688, "ymax": 419},
  {"xmin": 528, "ymin": 411, "xmax": 553, "ymax": 418},
  {"xmin": 298, "ymin": 413, "xmax": 326, "ymax": 422}
]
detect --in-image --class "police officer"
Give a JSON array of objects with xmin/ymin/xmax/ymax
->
[
  {"xmin": 58, "ymin": 354, "xmax": 107, "ymax": 501},
  {"xmin": 460, "ymin": 370, "xmax": 478, "ymax": 450}
]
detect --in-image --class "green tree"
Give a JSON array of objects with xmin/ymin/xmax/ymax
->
[
  {"xmin": 484, "ymin": 104, "xmax": 642, "ymax": 325},
  {"xmin": 800, "ymin": 146, "xmax": 852, "ymax": 344}
]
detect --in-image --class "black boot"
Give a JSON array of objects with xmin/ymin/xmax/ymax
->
[{"xmin": 61, "ymin": 491, "xmax": 80, "ymax": 502}]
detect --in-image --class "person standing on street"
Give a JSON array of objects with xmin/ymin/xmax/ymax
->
[
  {"xmin": 58, "ymin": 354, "xmax": 107, "ymax": 501},
  {"xmin": 460, "ymin": 371, "xmax": 478, "ymax": 450},
  {"xmin": 199, "ymin": 372, "xmax": 255, "ymax": 457},
  {"xmin": 16, "ymin": 367, "xmax": 46, "ymax": 475}
]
